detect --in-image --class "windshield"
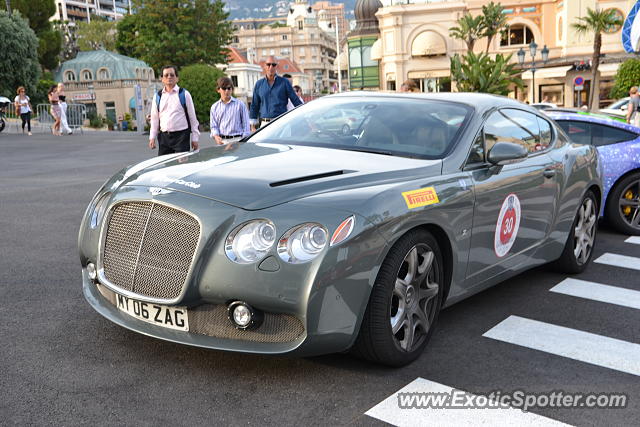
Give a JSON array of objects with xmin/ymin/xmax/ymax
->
[{"xmin": 248, "ymin": 97, "xmax": 472, "ymax": 159}]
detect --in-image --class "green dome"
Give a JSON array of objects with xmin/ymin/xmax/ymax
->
[{"xmin": 55, "ymin": 50, "xmax": 154, "ymax": 82}]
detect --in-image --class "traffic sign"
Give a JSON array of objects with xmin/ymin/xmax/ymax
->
[
  {"xmin": 575, "ymin": 85, "xmax": 584, "ymax": 91},
  {"xmin": 574, "ymin": 76, "xmax": 584, "ymax": 86}
]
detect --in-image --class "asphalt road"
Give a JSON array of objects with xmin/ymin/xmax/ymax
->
[{"xmin": 1, "ymin": 131, "xmax": 639, "ymax": 426}]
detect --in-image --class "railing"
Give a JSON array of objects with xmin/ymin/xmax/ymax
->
[
  {"xmin": 63, "ymin": 79, "xmax": 160, "ymax": 91},
  {"xmin": 3, "ymin": 104, "xmax": 86, "ymax": 133}
]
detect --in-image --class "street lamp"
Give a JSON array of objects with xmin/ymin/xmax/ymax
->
[{"xmin": 517, "ymin": 41, "xmax": 549, "ymax": 104}]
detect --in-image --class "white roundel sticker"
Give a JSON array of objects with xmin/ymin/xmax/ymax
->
[{"xmin": 494, "ymin": 193, "xmax": 521, "ymax": 258}]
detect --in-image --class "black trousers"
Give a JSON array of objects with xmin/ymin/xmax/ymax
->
[
  {"xmin": 20, "ymin": 112, "xmax": 31, "ymax": 132},
  {"xmin": 158, "ymin": 129, "xmax": 190, "ymax": 155}
]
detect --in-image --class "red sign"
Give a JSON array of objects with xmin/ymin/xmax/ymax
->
[{"xmin": 574, "ymin": 76, "xmax": 584, "ymax": 86}]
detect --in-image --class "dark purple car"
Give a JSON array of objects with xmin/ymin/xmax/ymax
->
[{"xmin": 547, "ymin": 111, "xmax": 640, "ymax": 235}]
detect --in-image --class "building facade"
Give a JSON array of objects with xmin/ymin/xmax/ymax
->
[
  {"xmin": 230, "ymin": 0, "xmax": 338, "ymax": 92},
  {"xmin": 372, "ymin": 0, "xmax": 636, "ymax": 107},
  {"xmin": 52, "ymin": 0, "xmax": 132, "ymax": 22},
  {"xmin": 55, "ymin": 50, "xmax": 158, "ymax": 124}
]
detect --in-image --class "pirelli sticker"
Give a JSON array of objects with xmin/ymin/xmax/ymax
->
[{"xmin": 402, "ymin": 187, "xmax": 440, "ymax": 209}]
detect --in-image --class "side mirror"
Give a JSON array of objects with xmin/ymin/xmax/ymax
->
[
  {"xmin": 487, "ymin": 142, "xmax": 528, "ymax": 166},
  {"xmin": 621, "ymin": 105, "xmax": 627, "ymax": 111}
]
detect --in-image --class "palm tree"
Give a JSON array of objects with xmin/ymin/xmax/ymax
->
[
  {"xmin": 481, "ymin": 1, "xmax": 508, "ymax": 53},
  {"xmin": 449, "ymin": 13, "xmax": 484, "ymax": 53},
  {"xmin": 572, "ymin": 8, "xmax": 623, "ymax": 110}
]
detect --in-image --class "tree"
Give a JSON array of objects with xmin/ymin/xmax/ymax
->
[
  {"xmin": 115, "ymin": 14, "xmax": 140, "ymax": 58},
  {"xmin": 125, "ymin": 0, "xmax": 233, "ymax": 72},
  {"xmin": 53, "ymin": 19, "xmax": 79, "ymax": 61},
  {"xmin": 572, "ymin": 8, "xmax": 623, "ymax": 110},
  {"xmin": 449, "ymin": 2, "xmax": 521, "ymax": 95},
  {"xmin": 0, "ymin": 11, "xmax": 41, "ymax": 98},
  {"xmin": 450, "ymin": 52, "xmax": 523, "ymax": 95},
  {"xmin": 12, "ymin": 0, "xmax": 61, "ymax": 70},
  {"xmin": 76, "ymin": 19, "xmax": 117, "ymax": 51},
  {"xmin": 610, "ymin": 58, "xmax": 640, "ymax": 100},
  {"xmin": 481, "ymin": 1, "xmax": 509, "ymax": 53},
  {"xmin": 449, "ymin": 14, "xmax": 484, "ymax": 53},
  {"xmin": 178, "ymin": 64, "xmax": 225, "ymax": 128}
]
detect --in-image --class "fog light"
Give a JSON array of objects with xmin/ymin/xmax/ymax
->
[
  {"xmin": 228, "ymin": 301, "xmax": 264, "ymax": 330},
  {"xmin": 87, "ymin": 262, "xmax": 97, "ymax": 281}
]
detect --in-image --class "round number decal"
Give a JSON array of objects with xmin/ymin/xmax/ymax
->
[{"xmin": 494, "ymin": 193, "xmax": 521, "ymax": 258}]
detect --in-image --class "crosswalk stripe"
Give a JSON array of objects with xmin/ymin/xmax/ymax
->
[
  {"xmin": 365, "ymin": 378, "xmax": 567, "ymax": 426},
  {"xmin": 594, "ymin": 253, "xmax": 640, "ymax": 271},
  {"xmin": 625, "ymin": 236, "xmax": 640, "ymax": 245},
  {"xmin": 550, "ymin": 278, "xmax": 640, "ymax": 310},
  {"xmin": 483, "ymin": 316, "xmax": 640, "ymax": 376}
]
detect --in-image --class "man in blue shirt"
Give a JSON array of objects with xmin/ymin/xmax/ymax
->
[{"xmin": 250, "ymin": 56, "xmax": 303, "ymax": 131}]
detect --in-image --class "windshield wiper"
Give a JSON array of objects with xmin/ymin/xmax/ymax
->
[{"xmin": 339, "ymin": 147, "xmax": 394, "ymax": 156}]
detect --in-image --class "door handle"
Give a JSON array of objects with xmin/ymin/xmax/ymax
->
[{"xmin": 543, "ymin": 168, "xmax": 556, "ymax": 178}]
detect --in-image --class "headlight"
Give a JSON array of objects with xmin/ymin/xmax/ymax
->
[
  {"xmin": 89, "ymin": 192, "xmax": 111, "ymax": 229},
  {"xmin": 278, "ymin": 223, "xmax": 328, "ymax": 264},
  {"xmin": 225, "ymin": 220, "xmax": 276, "ymax": 264}
]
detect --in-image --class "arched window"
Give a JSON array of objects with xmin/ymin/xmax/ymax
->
[
  {"xmin": 81, "ymin": 69, "xmax": 93, "ymax": 81},
  {"xmin": 500, "ymin": 24, "xmax": 534, "ymax": 46},
  {"xmin": 64, "ymin": 71, "xmax": 76, "ymax": 82},
  {"xmin": 98, "ymin": 67, "xmax": 110, "ymax": 80}
]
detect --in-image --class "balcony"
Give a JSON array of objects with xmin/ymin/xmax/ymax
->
[{"xmin": 64, "ymin": 79, "xmax": 157, "ymax": 91}]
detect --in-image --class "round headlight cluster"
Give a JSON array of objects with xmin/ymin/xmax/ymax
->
[
  {"xmin": 277, "ymin": 223, "xmax": 328, "ymax": 264},
  {"xmin": 90, "ymin": 192, "xmax": 111, "ymax": 229},
  {"xmin": 225, "ymin": 220, "xmax": 276, "ymax": 264}
]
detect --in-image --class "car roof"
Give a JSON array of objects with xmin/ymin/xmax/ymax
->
[{"xmin": 327, "ymin": 91, "xmax": 532, "ymax": 113}]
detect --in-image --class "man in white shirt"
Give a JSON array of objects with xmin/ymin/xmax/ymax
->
[{"xmin": 149, "ymin": 65, "xmax": 200, "ymax": 155}]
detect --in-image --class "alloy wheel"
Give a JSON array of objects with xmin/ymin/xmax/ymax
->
[{"xmin": 573, "ymin": 197, "xmax": 597, "ymax": 265}]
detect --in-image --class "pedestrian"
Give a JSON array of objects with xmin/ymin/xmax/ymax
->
[
  {"xmin": 293, "ymin": 85, "xmax": 304, "ymax": 104},
  {"xmin": 148, "ymin": 65, "xmax": 200, "ymax": 155},
  {"xmin": 250, "ymin": 56, "xmax": 303, "ymax": 131},
  {"xmin": 283, "ymin": 73, "xmax": 304, "ymax": 111},
  {"xmin": 626, "ymin": 86, "xmax": 640, "ymax": 127},
  {"xmin": 210, "ymin": 76, "xmax": 250, "ymax": 145},
  {"xmin": 400, "ymin": 79, "xmax": 419, "ymax": 92},
  {"xmin": 48, "ymin": 85, "xmax": 62, "ymax": 136},
  {"xmin": 57, "ymin": 82, "xmax": 73, "ymax": 135},
  {"xmin": 14, "ymin": 86, "xmax": 32, "ymax": 136}
]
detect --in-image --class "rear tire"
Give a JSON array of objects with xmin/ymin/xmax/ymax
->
[
  {"xmin": 352, "ymin": 230, "xmax": 444, "ymax": 367},
  {"xmin": 554, "ymin": 191, "xmax": 598, "ymax": 274},
  {"xmin": 605, "ymin": 172, "xmax": 640, "ymax": 235}
]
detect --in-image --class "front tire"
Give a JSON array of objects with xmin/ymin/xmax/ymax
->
[
  {"xmin": 605, "ymin": 172, "xmax": 640, "ymax": 235},
  {"xmin": 352, "ymin": 230, "xmax": 444, "ymax": 367},
  {"xmin": 554, "ymin": 191, "xmax": 598, "ymax": 274}
]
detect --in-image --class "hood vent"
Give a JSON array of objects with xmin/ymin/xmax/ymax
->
[{"xmin": 269, "ymin": 170, "xmax": 352, "ymax": 187}]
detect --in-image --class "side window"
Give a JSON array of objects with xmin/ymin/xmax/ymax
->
[
  {"xmin": 466, "ymin": 132, "xmax": 485, "ymax": 164},
  {"xmin": 590, "ymin": 123, "xmax": 638, "ymax": 146},
  {"xmin": 556, "ymin": 120, "xmax": 591, "ymax": 145},
  {"xmin": 484, "ymin": 109, "xmax": 539, "ymax": 153},
  {"xmin": 537, "ymin": 116, "xmax": 553, "ymax": 150}
]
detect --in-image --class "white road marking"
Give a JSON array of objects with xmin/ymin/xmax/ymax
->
[
  {"xmin": 365, "ymin": 378, "xmax": 567, "ymax": 427},
  {"xmin": 550, "ymin": 278, "xmax": 640, "ymax": 309},
  {"xmin": 594, "ymin": 253, "xmax": 640, "ymax": 271},
  {"xmin": 365, "ymin": 378, "xmax": 567, "ymax": 426},
  {"xmin": 483, "ymin": 316, "xmax": 640, "ymax": 376},
  {"xmin": 625, "ymin": 236, "xmax": 640, "ymax": 245}
]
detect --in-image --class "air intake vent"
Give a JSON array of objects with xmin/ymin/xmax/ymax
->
[{"xmin": 270, "ymin": 170, "xmax": 350, "ymax": 187}]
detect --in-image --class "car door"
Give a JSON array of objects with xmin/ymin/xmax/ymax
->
[{"xmin": 465, "ymin": 108, "xmax": 561, "ymax": 283}]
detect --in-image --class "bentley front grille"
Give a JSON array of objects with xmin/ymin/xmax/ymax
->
[{"xmin": 102, "ymin": 201, "xmax": 200, "ymax": 300}]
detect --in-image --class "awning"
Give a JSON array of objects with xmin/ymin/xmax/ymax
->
[
  {"xmin": 598, "ymin": 63, "xmax": 620, "ymax": 77},
  {"xmin": 370, "ymin": 38, "xmax": 382, "ymax": 60},
  {"xmin": 408, "ymin": 69, "xmax": 450, "ymax": 79},
  {"xmin": 522, "ymin": 65, "xmax": 572, "ymax": 80},
  {"xmin": 411, "ymin": 31, "xmax": 446, "ymax": 56}
]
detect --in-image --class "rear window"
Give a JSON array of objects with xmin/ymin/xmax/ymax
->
[
  {"xmin": 249, "ymin": 97, "xmax": 472, "ymax": 159},
  {"xmin": 556, "ymin": 120, "xmax": 638, "ymax": 146}
]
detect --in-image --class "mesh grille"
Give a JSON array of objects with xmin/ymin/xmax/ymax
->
[
  {"xmin": 102, "ymin": 202, "xmax": 200, "ymax": 300},
  {"xmin": 96, "ymin": 284, "xmax": 304, "ymax": 343},
  {"xmin": 189, "ymin": 305, "xmax": 304, "ymax": 343}
]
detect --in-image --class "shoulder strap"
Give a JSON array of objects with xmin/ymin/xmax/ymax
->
[
  {"xmin": 156, "ymin": 90, "xmax": 162, "ymax": 111},
  {"xmin": 179, "ymin": 88, "xmax": 191, "ymax": 132}
]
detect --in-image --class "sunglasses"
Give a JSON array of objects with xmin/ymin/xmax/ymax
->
[
  {"xmin": 266, "ymin": 63, "xmax": 278, "ymax": 67},
  {"xmin": 162, "ymin": 73, "xmax": 176, "ymax": 77},
  {"xmin": 219, "ymin": 87, "xmax": 233, "ymax": 90}
]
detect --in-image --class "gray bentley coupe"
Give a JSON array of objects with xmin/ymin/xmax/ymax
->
[{"xmin": 79, "ymin": 93, "xmax": 602, "ymax": 366}]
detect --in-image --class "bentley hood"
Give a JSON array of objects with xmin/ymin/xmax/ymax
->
[{"xmin": 119, "ymin": 143, "xmax": 442, "ymax": 210}]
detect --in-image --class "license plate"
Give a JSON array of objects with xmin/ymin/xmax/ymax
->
[{"xmin": 115, "ymin": 294, "xmax": 189, "ymax": 331}]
